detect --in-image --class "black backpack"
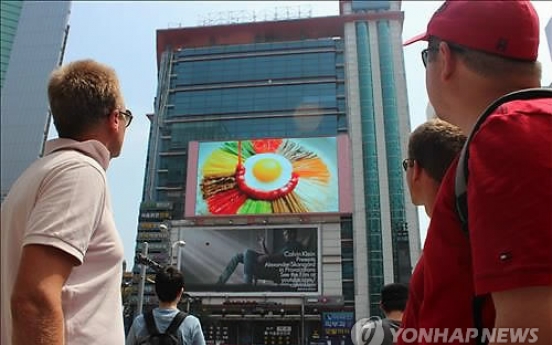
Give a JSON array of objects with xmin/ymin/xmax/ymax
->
[
  {"xmin": 138, "ymin": 310, "xmax": 188, "ymax": 345},
  {"xmin": 455, "ymin": 87, "xmax": 552, "ymax": 345}
]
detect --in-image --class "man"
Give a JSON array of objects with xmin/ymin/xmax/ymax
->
[
  {"xmin": 363, "ymin": 283, "xmax": 409, "ymax": 345},
  {"xmin": 217, "ymin": 229, "xmax": 304, "ymax": 285},
  {"xmin": 402, "ymin": 1, "xmax": 552, "ymax": 344},
  {"xmin": 1, "ymin": 60, "xmax": 131, "ymax": 344},
  {"xmin": 403, "ymin": 119, "xmax": 466, "ymax": 218},
  {"xmin": 126, "ymin": 266, "xmax": 206, "ymax": 345}
]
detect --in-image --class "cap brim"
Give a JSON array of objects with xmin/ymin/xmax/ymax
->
[{"xmin": 403, "ymin": 32, "xmax": 429, "ymax": 46}]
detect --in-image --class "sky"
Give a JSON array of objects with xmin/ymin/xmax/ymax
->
[{"xmin": 52, "ymin": 1, "xmax": 552, "ymax": 268}]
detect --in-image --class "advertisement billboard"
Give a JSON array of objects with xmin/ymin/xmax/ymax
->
[
  {"xmin": 177, "ymin": 226, "xmax": 319, "ymax": 293},
  {"xmin": 193, "ymin": 137, "xmax": 338, "ymax": 216}
]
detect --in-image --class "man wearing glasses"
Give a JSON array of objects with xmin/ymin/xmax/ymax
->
[
  {"xmin": 1, "ymin": 60, "xmax": 131, "ymax": 344},
  {"xmin": 403, "ymin": 119, "xmax": 465, "ymax": 219},
  {"xmin": 402, "ymin": 1, "xmax": 551, "ymax": 344}
]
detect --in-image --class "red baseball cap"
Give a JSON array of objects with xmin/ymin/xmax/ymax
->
[{"xmin": 403, "ymin": 0, "xmax": 540, "ymax": 61}]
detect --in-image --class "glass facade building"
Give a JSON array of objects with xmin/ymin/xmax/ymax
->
[
  {"xmin": 132, "ymin": 1, "xmax": 420, "ymax": 342},
  {"xmin": 0, "ymin": 0, "xmax": 23, "ymax": 89},
  {"xmin": 0, "ymin": 1, "xmax": 71, "ymax": 200}
]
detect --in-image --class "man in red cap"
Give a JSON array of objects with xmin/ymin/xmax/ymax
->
[{"xmin": 401, "ymin": 1, "xmax": 551, "ymax": 344}]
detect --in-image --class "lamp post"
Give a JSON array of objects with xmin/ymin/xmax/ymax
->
[
  {"xmin": 171, "ymin": 240, "xmax": 186, "ymax": 270},
  {"xmin": 136, "ymin": 241, "xmax": 148, "ymax": 315}
]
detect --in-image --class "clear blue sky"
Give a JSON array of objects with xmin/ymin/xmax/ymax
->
[{"xmin": 53, "ymin": 1, "xmax": 552, "ymax": 268}]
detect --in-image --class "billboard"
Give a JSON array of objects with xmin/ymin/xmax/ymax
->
[
  {"xmin": 192, "ymin": 137, "xmax": 339, "ymax": 216},
  {"xmin": 177, "ymin": 226, "xmax": 319, "ymax": 293}
]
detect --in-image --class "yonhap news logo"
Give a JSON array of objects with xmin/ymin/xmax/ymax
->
[
  {"xmin": 351, "ymin": 317, "xmax": 385, "ymax": 345},
  {"xmin": 350, "ymin": 318, "xmax": 540, "ymax": 345}
]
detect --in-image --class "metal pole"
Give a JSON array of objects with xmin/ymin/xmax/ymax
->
[
  {"xmin": 136, "ymin": 241, "xmax": 148, "ymax": 315},
  {"xmin": 301, "ymin": 296, "xmax": 305, "ymax": 345},
  {"xmin": 176, "ymin": 245, "xmax": 182, "ymax": 271},
  {"xmin": 171, "ymin": 240, "xmax": 186, "ymax": 270}
]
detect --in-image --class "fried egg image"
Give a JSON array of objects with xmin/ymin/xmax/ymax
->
[{"xmin": 242, "ymin": 153, "xmax": 293, "ymax": 191}]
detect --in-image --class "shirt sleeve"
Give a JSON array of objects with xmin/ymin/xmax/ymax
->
[
  {"xmin": 23, "ymin": 158, "xmax": 106, "ymax": 264},
  {"xmin": 191, "ymin": 317, "xmax": 206, "ymax": 345},
  {"xmin": 125, "ymin": 317, "xmax": 139, "ymax": 345},
  {"xmin": 468, "ymin": 110, "xmax": 552, "ymax": 295}
]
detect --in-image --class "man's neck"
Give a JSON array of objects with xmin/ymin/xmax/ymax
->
[
  {"xmin": 158, "ymin": 301, "xmax": 179, "ymax": 309},
  {"xmin": 422, "ymin": 179, "xmax": 440, "ymax": 218},
  {"xmin": 452, "ymin": 76, "xmax": 540, "ymax": 134},
  {"xmin": 385, "ymin": 310, "xmax": 403, "ymax": 323}
]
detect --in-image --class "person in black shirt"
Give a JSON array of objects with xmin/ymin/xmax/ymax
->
[{"xmin": 216, "ymin": 229, "xmax": 303, "ymax": 285}]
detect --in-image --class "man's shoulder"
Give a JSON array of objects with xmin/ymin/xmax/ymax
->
[
  {"xmin": 486, "ymin": 97, "xmax": 552, "ymax": 130},
  {"xmin": 47, "ymin": 148, "xmax": 106, "ymax": 175},
  {"xmin": 382, "ymin": 318, "xmax": 401, "ymax": 330},
  {"xmin": 501, "ymin": 97, "xmax": 552, "ymax": 114},
  {"xmin": 180, "ymin": 313, "xmax": 200, "ymax": 328}
]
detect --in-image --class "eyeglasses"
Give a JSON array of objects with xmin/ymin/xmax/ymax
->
[
  {"xmin": 402, "ymin": 158, "xmax": 415, "ymax": 172},
  {"xmin": 421, "ymin": 48, "xmax": 438, "ymax": 68},
  {"xmin": 119, "ymin": 109, "xmax": 133, "ymax": 128},
  {"xmin": 422, "ymin": 43, "xmax": 465, "ymax": 67}
]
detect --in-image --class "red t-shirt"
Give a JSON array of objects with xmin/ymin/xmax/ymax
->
[{"xmin": 399, "ymin": 98, "xmax": 552, "ymax": 345}]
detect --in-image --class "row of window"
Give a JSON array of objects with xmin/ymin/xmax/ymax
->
[
  {"xmin": 174, "ymin": 38, "xmax": 340, "ymax": 59},
  {"xmin": 172, "ymin": 52, "xmax": 339, "ymax": 86},
  {"xmin": 356, "ymin": 20, "xmax": 387, "ymax": 317},
  {"xmin": 167, "ymin": 83, "xmax": 339, "ymax": 116}
]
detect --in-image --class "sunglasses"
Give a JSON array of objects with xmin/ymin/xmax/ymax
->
[
  {"xmin": 119, "ymin": 109, "xmax": 133, "ymax": 128},
  {"xmin": 402, "ymin": 158, "xmax": 415, "ymax": 172}
]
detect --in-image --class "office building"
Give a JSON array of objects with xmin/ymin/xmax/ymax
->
[
  {"xmin": 1, "ymin": 1, "xmax": 71, "ymax": 200},
  {"xmin": 132, "ymin": 1, "xmax": 420, "ymax": 343}
]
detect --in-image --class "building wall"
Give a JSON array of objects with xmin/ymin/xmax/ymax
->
[
  {"xmin": 0, "ymin": 1, "xmax": 71, "ymax": 200},
  {"xmin": 136, "ymin": 37, "xmax": 349, "ymax": 305},
  {"xmin": 0, "ymin": 0, "xmax": 23, "ymax": 89},
  {"xmin": 345, "ymin": 14, "xmax": 419, "ymax": 317},
  {"xmin": 136, "ymin": 5, "xmax": 419, "ymax": 326}
]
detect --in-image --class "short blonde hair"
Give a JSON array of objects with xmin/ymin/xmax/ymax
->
[{"xmin": 48, "ymin": 59, "xmax": 122, "ymax": 138}]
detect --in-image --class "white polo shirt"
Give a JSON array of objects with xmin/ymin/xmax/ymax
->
[{"xmin": 1, "ymin": 138, "xmax": 125, "ymax": 345}]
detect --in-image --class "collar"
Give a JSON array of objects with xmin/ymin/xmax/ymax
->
[{"xmin": 44, "ymin": 138, "xmax": 111, "ymax": 170}]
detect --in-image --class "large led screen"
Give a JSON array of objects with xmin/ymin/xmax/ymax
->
[
  {"xmin": 177, "ymin": 227, "xmax": 319, "ymax": 293},
  {"xmin": 194, "ymin": 137, "xmax": 338, "ymax": 216}
]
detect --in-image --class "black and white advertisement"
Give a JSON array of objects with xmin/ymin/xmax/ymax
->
[{"xmin": 177, "ymin": 227, "xmax": 319, "ymax": 293}]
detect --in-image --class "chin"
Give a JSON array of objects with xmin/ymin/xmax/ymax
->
[{"xmin": 110, "ymin": 147, "xmax": 121, "ymax": 158}]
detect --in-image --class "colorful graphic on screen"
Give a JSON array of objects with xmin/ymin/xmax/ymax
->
[{"xmin": 195, "ymin": 137, "xmax": 338, "ymax": 215}]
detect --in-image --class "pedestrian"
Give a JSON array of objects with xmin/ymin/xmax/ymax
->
[
  {"xmin": 362, "ymin": 283, "xmax": 409, "ymax": 345},
  {"xmin": 403, "ymin": 118, "xmax": 466, "ymax": 218},
  {"xmin": 1, "ymin": 59, "xmax": 132, "ymax": 344},
  {"xmin": 126, "ymin": 266, "xmax": 206, "ymax": 345},
  {"xmin": 402, "ymin": 1, "xmax": 552, "ymax": 344}
]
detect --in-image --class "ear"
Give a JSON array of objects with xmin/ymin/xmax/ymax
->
[
  {"xmin": 439, "ymin": 41, "xmax": 457, "ymax": 81},
  {"xmin": 107, "ymin": 108, "xmax": 121, "ymax": 131}
]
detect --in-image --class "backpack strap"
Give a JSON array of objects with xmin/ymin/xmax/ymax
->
[
  {"xmin": 144, "ymin": 309, "xmax": 160, "ymax": 336},
  {"xmin": 455, "ymin": 88, "xmax": 552, "ymax": 233},
  {"xmin": 165, "ymin": 311, "xmax": 188, "ymax": 336},
  {"xmin": 454, "ymin": 87, "xmax": 552, "ymax": 345}
]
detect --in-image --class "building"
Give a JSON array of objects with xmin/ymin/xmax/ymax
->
[
  {"xmin": 546, "ymin": 17, "xmax": 552, "ymax": 87},
  {"xmin": 132, "ymin": 1, "xmax": 420, "ymax": 343},
  {"xmin": 546, "ymin": 17, "xmax": 552, "ymax": 63},
  {"xmin": 0, "ymin": 1, "xmax": 71, "ymax": 200}
]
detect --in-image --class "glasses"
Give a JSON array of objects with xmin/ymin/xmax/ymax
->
[
  {"xmin": 421, "ymin": 48, "xmax": 438, "ymax": 68},
  {"xmin": 119, "ymin": 109, "xmax": 133, "ymax": 128},
  {"xmin": 422, "ymin": 43, "xmax": 465, "ymax": 67},
  {"xmin": 402, "ymin": 158, "xmax": 415, "ymax": 172}
]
